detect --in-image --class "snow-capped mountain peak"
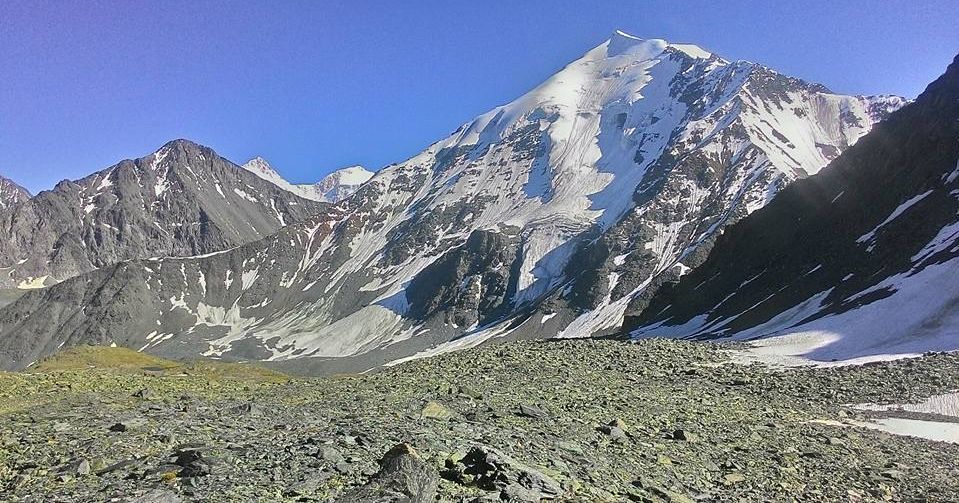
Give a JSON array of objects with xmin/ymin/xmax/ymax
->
[
  {"xmin": 329, "ymin": 165, "xmax": 374, "ymax": 185},
  {"xmin": 608, "ymin": 30, "xmax": 713, "ymax": 60},
  {"xmin": 241, "ymin": 156, "xmax": 307, "ymax": 198},
  {"xmin": 241, "ymin": 158, "xmax": 372, "ymax": 203},
  {"xmin": 313, "ymin": 165, "xmax": 374, "ymax": 202},
  {"xmin": 243, "ymin": 156, "xmax": 282, "ymax": 181},
  {"xmin": 605, "ymin": 30, "xmax": 664, "ymax": 57}
]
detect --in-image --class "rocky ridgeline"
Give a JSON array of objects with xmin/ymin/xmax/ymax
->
[{"xmin": 1, "ymin": 340, "xmax": 958, "ymax": 502}]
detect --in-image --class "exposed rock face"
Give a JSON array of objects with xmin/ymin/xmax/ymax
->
[
  {"xmin": 406, "ymin": 228, "xmax": 523, "ymax": 329},
  {"xmin": 0, "ymin": 139, "xmax": 326, "ymax": 289},
  {"xmin": 0, "ymin": 33, "xmax": 905, "ymax": 371},
  {"xmin": 0, "ymin": 175, "xmax": 31, "ymax": 209},
  {"xmin": 625, "ymin": 53, "xmax": 959, "ymax": 362}
]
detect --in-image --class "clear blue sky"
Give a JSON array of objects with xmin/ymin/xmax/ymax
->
[{"xmin": 1, "ymin": 0, "xmax": 956, "ymax": 193}]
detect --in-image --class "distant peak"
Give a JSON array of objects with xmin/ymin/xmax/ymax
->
[
  {"xmin": 160, "ymin": 138, "xmax": 204, "ymax": 151},
  {"xmin": 241, "ymin": 157, "xmax": 286, "ymax": 184},
  {"xmin": 606, "ymin": 30, "xmax": 666, "ymax": 58},
  {"xmin": 325, "ymin": 165, "xmax": 373, "ymax": 186},
  {"xmin": 143, "ymin": 139, "xmax": 216, "ymax": 171},
  {"xmin": 0, "ymin": 174, "xmax": 32, "ymax": 205},
  {"xmin": 152, "ymin": 139, "xmax": 219, "ymax": 165},
  {"xmin": 243, "ymin": 156, "xmax": 274, "ymax": 171},
  {"xmin": 335, "ymin": 165, "xmax": 372, "ymax": 175},
  {"xmin": 0, "ymin": 173, "xmax": 23, "ymax": 186},
  {"xmin": 670, "ymin": 43, "xmax": 713, "ymax": 60}
]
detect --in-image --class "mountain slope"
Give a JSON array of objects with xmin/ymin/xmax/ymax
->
[
  {"xmin": 0, "ymin": 175, "xmax": 31, "ymax": 209},
  {"xmin": 625, "ymin": 53, "xmax": 959, "ymax": 363},
  {"xmin": 0, "ymin": 140, "xmax": 326, "ymax": 289},
  {"xmin": 389, "ymin": 32, "xmax": 905, "ymax": 353},
  {"xmin": 7, "ymin": 340, "xmax": 959, "ymax": 502},
  {"xmin": 242, "ymin": 157, "xmax": 373, "ymax": 202},
  {"xmin": 0, "ymin": 33, "xmax": 903, "ymax": 370}
]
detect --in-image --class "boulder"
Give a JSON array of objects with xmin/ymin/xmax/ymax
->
[
  {"xmin": 335, "ymin": 443, "xmax": 438, "ymax": 503},
  {"xmin": 444, "ymin": 445, "xmax": 562, "ymax": 501}
]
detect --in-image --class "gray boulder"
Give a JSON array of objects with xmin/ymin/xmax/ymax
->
[
  {"xmin": 335, "ymin": 443, "xmax": 438, "ymax": 503},
  {"xmin": 445, "ymin": 445, "xmax": 562, "ymax": 501}
]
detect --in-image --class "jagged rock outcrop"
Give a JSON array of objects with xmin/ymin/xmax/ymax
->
[{"xmin": 0, "ymin": 175, "xmax": 30, "ymax": 209}]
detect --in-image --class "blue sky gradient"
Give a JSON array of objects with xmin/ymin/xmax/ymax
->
[{"xmin": 1, "ymin": 0, "xmax": 956, "ymax": 193}]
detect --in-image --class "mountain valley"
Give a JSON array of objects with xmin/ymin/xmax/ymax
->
[
  {"xmin": 0, "ymin": 21, "xmax": 957, "ymax": 503},
  {"xmin": 0, "ymin": 32, "xmax": 924, "ymax": 373}
]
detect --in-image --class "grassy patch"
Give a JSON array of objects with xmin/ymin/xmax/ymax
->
[
  {"xmin": 27, "ymin": 346, "xmax": 287, "ymax": 382},
  {"xmin": 28, "ymin": 346, "xmax": 179, "ymax": 373}
]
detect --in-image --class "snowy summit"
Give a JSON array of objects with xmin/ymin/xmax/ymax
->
[{"xmin": 241, "ymin": 157, "xmax": 373, "ymax": 203}]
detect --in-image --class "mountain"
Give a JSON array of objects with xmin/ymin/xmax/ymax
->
[
  {"xmin": 242, "ymin": 157, "xmax": 373, "ymax": 202},
  {"xmin": 0, "ymin": 175, "xmax": 31, "ymax": 209},
  {"xmin": 625, "ymin": 53, "xmax": 959, "ymax": 363},
  {"xmin": 313, "ymin": 165, "xmax": 376, "ymax": 202},
  {"xmin": 0, "ymin": 32, "xmax": 904, "ymax": 370},
  {"xmin": 0, "ymin": 139, "xmax": 327, "ymax": 289}
]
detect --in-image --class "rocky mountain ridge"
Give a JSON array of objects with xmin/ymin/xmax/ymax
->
[
  {"xmin": 0, "ymin": 176, "xmax": 31, "ymax": 210},
  {"xmin": 625, "ymin": 52, "xmax": 959, "ymax": 363},
  {"xmin": 0, "ymin": 139, "xmax": 327, "ymax": 290}
]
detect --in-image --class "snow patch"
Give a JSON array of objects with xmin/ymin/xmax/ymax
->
[
  {"xmin": 671, "ymin": 43, "xmax": 712, "ymax": 59},
  {"xmin": 17, "ymin": 276, "xmax": 49, "ymax": 289},
  {"xmin": 233, "ymin": 187, "xmax": 258, "ymax": 203},
  {"xmin": 857, "ymin": 190, "xmax": 934, "ymax": 247}
]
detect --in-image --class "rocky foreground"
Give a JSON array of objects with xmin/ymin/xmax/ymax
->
[{"xmin": 1, "ymin": 340, "xmax": 958, "ymax": 502}]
